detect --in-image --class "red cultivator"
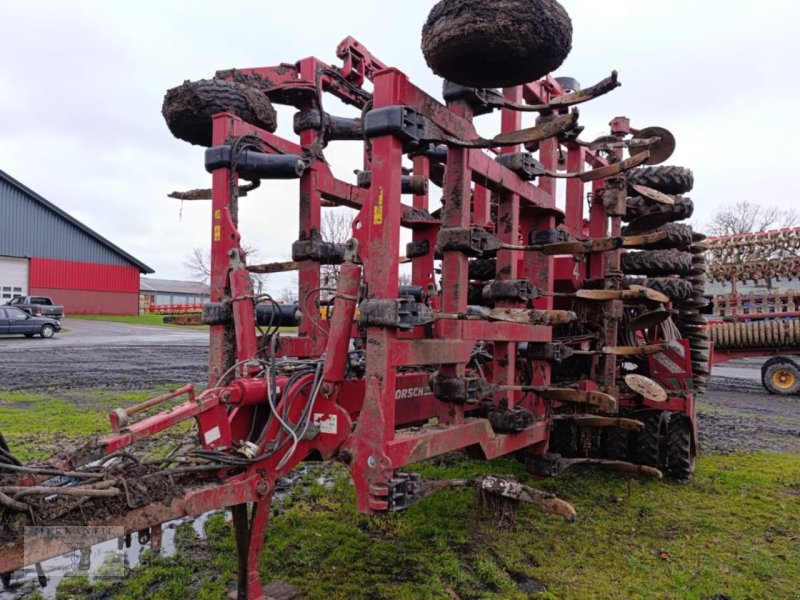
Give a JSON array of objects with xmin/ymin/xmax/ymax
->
[{"xmin": 1, "ymin": 8, "xmax": 705, "ymax": 599}]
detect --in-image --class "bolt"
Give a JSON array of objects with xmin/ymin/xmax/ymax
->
[
  {"xmin": 256, "ymin": 479, "xmax": 270, "ymax": 497},
  {"xmin": 367, "ymin": 455, "xmax": 378, "ymax": 468},
  {"xmin": 321, "ymin": 382, "xmax": 333, "ymax": 397}
]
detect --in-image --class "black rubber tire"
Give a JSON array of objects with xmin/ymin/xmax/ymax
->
[
  {"xmin": 421, "ymin": 0, "xmax": 573, "ymax": 87},
  {"xmin": 603, "ymin": 427, "xmax": 630, "ymax": 461},
  {"xmin": 761, "ymin": 357, "xmax": 800, "ymax": 395},
  {"xmin": 761, "ymin": 356, "xmax": 789, "ymax": 389},
  {"xmin": 162, "ymin": 79, "xmax": 278, "ymax": 146},
  {"xmin": 633, "ymin": 413, "xmax": 663, "ymax": 468},
  {"xmin": 626, "ymin": 166, "xmax": 694, "ymax": 195},
  {"xmin": 624, "ymin": 195, "xmax": 694, "ymax": 223},
  {"xmin": 641, "ymin": 278, "xmax": 694, "ymax": 302},
  {"xmin": 623, "ymin": 223, "xmax": 693, "ymax": 249},
  {"xmin": 39, "ymin": 324, "xmax": 54, "ymax": 339},
  {"xmin": 621, "ymin": 250, "xmax": 693, "ymax": 276},
  {"xmin": 468, "ymin": 258, "xmax": 497, "ymax": 281},
  {"xmin": 665, "ymin": 413, "xmax": 695, "ymax": 479}
]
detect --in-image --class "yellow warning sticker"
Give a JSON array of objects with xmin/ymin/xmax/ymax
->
[
  {"xmin": 373, "ymin": 187, "xmax": 384, "ymax": 225},
  {"xmin": 213, "ymin": 225, "xmax": 221, "ymax": 242},
  {"xmin": 214, "ymin": 209, "xmax": 222, "ymax": 220}
]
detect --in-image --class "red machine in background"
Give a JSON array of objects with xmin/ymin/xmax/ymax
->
[
  {"xmin": 0, "ymin": 33, "xmax": 704, "ymax": 600},
  {"xmin": 705, "ymin": 227, "xmax": 800, "ymax": 394}
]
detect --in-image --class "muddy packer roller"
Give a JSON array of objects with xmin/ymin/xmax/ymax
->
[{"xmin": 0, "ymin": 1, "xmax": 706, "ymax": 598}]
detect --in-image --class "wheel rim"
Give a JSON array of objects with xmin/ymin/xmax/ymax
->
[{"xmin": 772, "ymin": 369, "xmax": 795, "ymax": 390}]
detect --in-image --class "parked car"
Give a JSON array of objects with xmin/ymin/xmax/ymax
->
[
  {"xmin": 0, "ymin": 306, "xmax": 62, "ymax": 338},
  {"xmin": 5, "ymin": 296, "xmax": 64, "ymax": 319}
]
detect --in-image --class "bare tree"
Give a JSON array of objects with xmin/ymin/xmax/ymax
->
[
  {"xmin": 184, "ymin": 244, "xmax": 268, "ymax": 293},
  {"xmin": 184, "ymin": 247, "xmax": 211, "ymax": 283},
  {"xmin": 398, "ymin": 272, "xmax": 412, "ymax": 287},
  {"xmin": 707, "ymin": 201, "xmax": 800, "ymax": 236},
  {"xmin": 321, "ymin": 208, "xmax": 356, "ymax": 288},
  {"xmin": 279, "ymin": 275, "xmax": 299, "ymax": 304}
]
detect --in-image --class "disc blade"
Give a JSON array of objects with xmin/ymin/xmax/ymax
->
[
  {"xmin": 624, "ymin": 374, "xmax": 668, "ymax": 402},
  {"xmin": 628, "ymin": 126, "xmax": 676, "ymax": 165}
]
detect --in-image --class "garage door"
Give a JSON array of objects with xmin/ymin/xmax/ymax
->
[{"xmin": 0, "ymin": 256, "xmax": 29, "ymax": 302}]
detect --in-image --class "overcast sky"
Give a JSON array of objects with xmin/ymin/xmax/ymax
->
[{"xmin": 1, "ymin": 1, "xmax": 798, "ymax": 291}]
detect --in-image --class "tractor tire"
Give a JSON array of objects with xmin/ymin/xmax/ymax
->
[
  {"xmin": 624, "ymin": 195, "xmax": 694, "ymax": 223},
  {"xmin": 603, "ymin": 426, "xmax": 630, "ymax": 461},
  {"xmin": 626, "ymin": 166, "xmax": 694, "ymax": 195},
  {"xmin": 665, "ymin": 413, "xmax": 695, "ymax": 479},
  {"xmin": 633, "ymin": 413, "xmax": 664, "ymax": 469},
  {"xmin": 621, "ymin": 250, "xmax": 693, "ymax": 276},
  {"xmin": 761, "ymin": 357, "xmax": 800, "ymax": 395},
  {"xmin": 642, "ymin": 278, "xmax": 694, "ymax": 302},
  {"xmin": 162, "ymin": 79, "xmax": 278, "ymax": 146},
  {"xmin": 468, "ymin": 258, "xmax": 497, "ymax": 281},
  {"xmin": 659, "ymin": 223, "xmax": 693, "ymax": 248},
  {"xmin": 421, "ymin": 0, "xmax": 573, "ymax": 87}
]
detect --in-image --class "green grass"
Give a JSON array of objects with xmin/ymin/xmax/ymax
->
[
  {"xmin": 5, "ymin": 390, "xmax": 798, "ymax": 599},
  {"xmin": 0, "ymin": 387, "xmax": 187, "ymax": 461},
  {"xmin": 49, "ymin": 453, "xmax": 800, "ymax": 600},
  {"xmin": 71, "ymin": 314, "xmax": 203, "ymax": 328},
  {"xmin": 71, "ymin": 313, "xmax": 298, "ymax": 334}
]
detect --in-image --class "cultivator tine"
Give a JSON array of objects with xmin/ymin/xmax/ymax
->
[
  {"xmin": 485, "ymin": 307, "xmax": 577, "ymax": 326},
  {"xmin": 501, "ymin": 71, "xmax": 620, "ymax": 112},
  {"xmin": 526, "ymin": 387, "xmax": 618, "ymax": 413},
  {"xmin": 477, "ymin": 476, "xmax": 577, "ymax": 522},
  {"xmin": 621, "ymin": 230, "xmax": 668, "ymax": 247},
  {"xmin": 625, "ymin": 211, "xmax": 673, "ymax": 233},
  {"xmin": 578, "ymin": 151, "xmax": 650, "ymax": 182},
  {"xmin": 563, "ymin": 287, "xmax": 669, "ymax": 304},
  {"xmin": 573, "ymin": 343, "xmax": 670, "ymax": 357},
  {"xmin": 427, "ymin": 110, "xmax": 578, "ymax": 149},
  {"xmin": 630, "ymin": 184, "xmax": 674, "ymax": 205},
  {"xmin": 490, "ymin": 110, "xmax": 579, "ymax": 147},
  {"xmin": 625, "ymin": 285, "xmax": 670, "ymax": 304},
  {"xmin": 626, "ymin": 309, "xmax": 671, "ymax": 331},
  {"xmin": 561, "ymin": 458, "xmax": 663, "ymax": 479}
]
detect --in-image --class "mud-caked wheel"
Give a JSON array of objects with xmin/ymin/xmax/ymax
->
[
  {"xmin": 761, "ymin": 357, "xmax": 800, "ymax": 395},
  {"xmin": 421, "ymin": 0, "xmax": 573, "ymax": 87},
  {"xmin": 603, "ymin": 426, "xmax": 630, "ymax": 461},
  {"xmin": 626, "ymin": 166, "xmax": 694, "ymax": 195},
  {"xmin": 162, "ymin": 79, "xmax": 278, "ymax": 146},
  {"xmin": 633, "ymin": 413, "xmax": 665, "ymax": 469},
  {"xmin": 665, "ymin": 413, "xmax": 696, "ymax": 479}
]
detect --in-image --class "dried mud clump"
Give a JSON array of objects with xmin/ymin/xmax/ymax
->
[{"xmin": 422, "ymin": 0, "xmax": 573, "ymax": 88}]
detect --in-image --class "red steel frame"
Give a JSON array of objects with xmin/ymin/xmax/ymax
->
[{"xmin": 1, "ymin": 39, "xmax": 697, "ymax": 599}]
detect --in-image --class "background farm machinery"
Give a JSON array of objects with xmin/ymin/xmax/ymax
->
[
  {"xmin": 0, "ymin": 3, "xmax": 705, "ymax": 598},
  {"xmin": 705, "ymin": 227, "xmax": 800, "ymax": 394}
]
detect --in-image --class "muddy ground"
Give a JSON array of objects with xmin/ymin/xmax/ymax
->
[{"xmin": 1, "ymin": 339, "xmax": 798, "ymax": 455}]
